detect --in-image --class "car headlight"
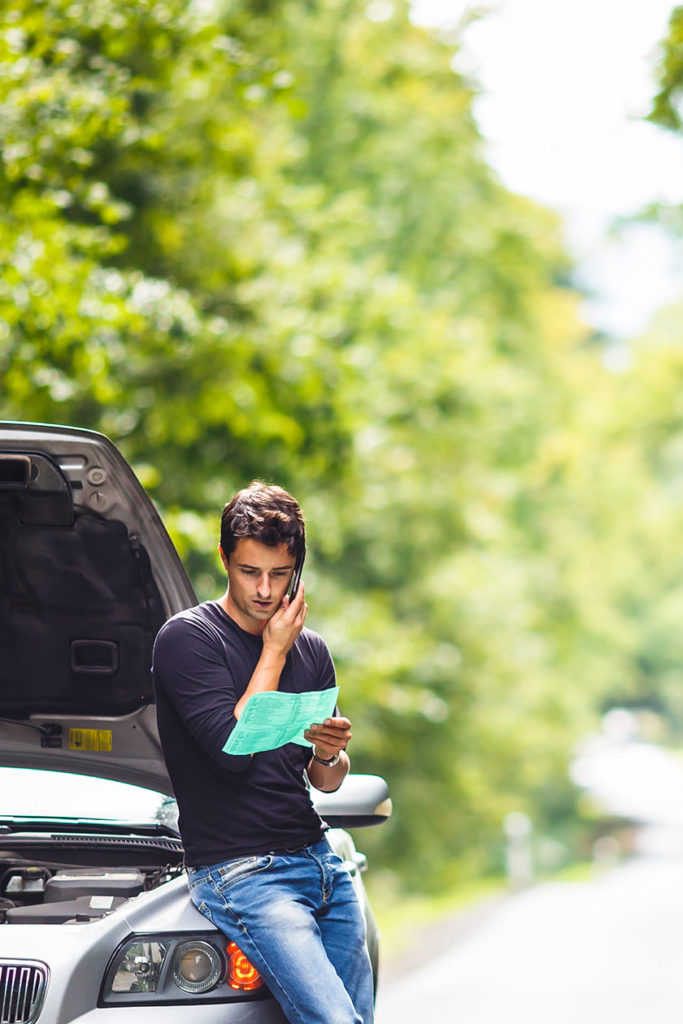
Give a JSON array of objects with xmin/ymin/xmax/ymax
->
[
  {"xmin": 108, "ymin": 940, "xmax": 167, "ymax": 993},
  {"xmin": 172, "ymin": 940, "xmax": 223, "ymax": 993},
  {"xmin": 100, "ymin": 934, "xmax": 266, "ymax": 1006}
]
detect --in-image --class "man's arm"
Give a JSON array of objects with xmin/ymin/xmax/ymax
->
[
  {"xmin": 233, "ymin": 584, "xmax": 308, "ymax": 719},
  {"xmin": 305, "ymin": 716, "xmax": 352, "ymax": 792},
  {"xmin": 152, "ymin": 615, "xmax": 252, "ymax": 773}
]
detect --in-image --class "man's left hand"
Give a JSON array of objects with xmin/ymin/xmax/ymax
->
[{"xmin": 304, "ymin": 716, "xmax": 352, "ymax": 761}]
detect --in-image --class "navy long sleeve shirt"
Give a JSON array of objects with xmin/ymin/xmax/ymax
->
[{"xmin": 152, "ymin": 600, "xmax": 336, "ymax": 865}]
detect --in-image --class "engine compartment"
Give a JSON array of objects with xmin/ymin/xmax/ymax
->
[
  {"xmin": 1, "ymin": 866, "xmax": 147, "ymax": 924},
  {"xmin": 0, "ymin": 828, "xmax": 184, "ymax": 924}
]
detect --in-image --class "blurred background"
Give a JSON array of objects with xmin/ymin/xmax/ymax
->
[{"xmin": 2, "ymin": 0, "xmax": 683, "ymax": 941}]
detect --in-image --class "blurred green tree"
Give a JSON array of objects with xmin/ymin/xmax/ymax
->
[
  {"xmin": 649, "ymin": 5, "xmax": 683, "ymax": 131},
  {"xmin": 0, "ymin": 0, "xmax": 633, "ymax": 889}
]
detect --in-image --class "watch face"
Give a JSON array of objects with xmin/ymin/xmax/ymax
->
[{"xmin": 315, "ymin": 752, "xmax": 339, "ymax": 766}]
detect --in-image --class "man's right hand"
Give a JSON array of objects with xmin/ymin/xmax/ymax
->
[
  {"xmin": 262, "ymin": 581, "xmax": 307, "ymax": 658},
  {"xmin": 233, "ymin": 584, "xmax": 308, "ymax": 719}
]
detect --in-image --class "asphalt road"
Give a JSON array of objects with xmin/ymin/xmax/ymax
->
[{"xmin": 375, "ymin": 846, "xmax": 683, "ymax": 1023}]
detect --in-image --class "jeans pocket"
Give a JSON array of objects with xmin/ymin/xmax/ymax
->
[
  {"xmin": 187, "ymin": 867, "xmax": 210, "ymax": 892},
  {"xmin": 320, "ymin": 847, "xmax": 344, "ymax": 869},
  {"xmin": 195, "ymin": 899, "xmax": 214, "ymax": 925},
  {"xmin": 216, "ymin": 855, "xmax": 273, "ymax": 891}
]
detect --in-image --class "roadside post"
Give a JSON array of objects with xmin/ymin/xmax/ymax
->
[{"xmin": 504, "ymin": 811, "xmax": 534, "ymax": 890}]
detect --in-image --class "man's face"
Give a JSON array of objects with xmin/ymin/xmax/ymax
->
[{"xmin": 221, "ymin": 537, "xmax": 296, "ymax": 633}]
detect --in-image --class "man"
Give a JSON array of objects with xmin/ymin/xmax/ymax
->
[{"xmin": 152, "ymin": 481, "xmax": 374, "ymax": 1024}]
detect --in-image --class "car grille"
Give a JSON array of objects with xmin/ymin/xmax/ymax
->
[{"xmin": 0, "ymin": 962, "xmax": 48, "ymax": 1024}]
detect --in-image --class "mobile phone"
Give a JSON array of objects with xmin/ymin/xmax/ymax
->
[{"xmin": 289, "ymin": 550, "xmax": 305, "ymax": 599}]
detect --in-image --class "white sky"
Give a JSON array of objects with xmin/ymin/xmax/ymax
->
[{"xmin": 409, "ymin": 0, "xmax": 683, "ymax": 338}]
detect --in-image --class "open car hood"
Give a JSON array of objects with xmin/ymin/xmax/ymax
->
[{"xmin": 0, "ymin": 422, "xmax": 197, "ymax": 794}]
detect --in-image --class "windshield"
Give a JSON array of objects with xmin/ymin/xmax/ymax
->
[{"xmin": 0, "ymin": 767, "xmax": 178, "ymax": 827}]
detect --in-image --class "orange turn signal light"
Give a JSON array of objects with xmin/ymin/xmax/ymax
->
[{"xmin": 226, "ymin": 941, "xmax": 264, "ymax": 991}]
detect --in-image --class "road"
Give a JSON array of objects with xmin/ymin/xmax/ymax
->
[{"xmin": 375, "ymin": 844, "xmax": 683, "ymax": 1023}]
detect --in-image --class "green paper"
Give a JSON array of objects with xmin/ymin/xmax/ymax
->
[{"xmin": 223, "ymin": 687, "xmax": 340, "ymax": 756}]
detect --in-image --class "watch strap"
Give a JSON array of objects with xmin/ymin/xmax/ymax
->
[{"xmin": 312, "ymin": 750, "xmax": 340, "ymax": 767}]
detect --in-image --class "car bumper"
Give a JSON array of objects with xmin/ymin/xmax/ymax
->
[{"xmin": 67, "ymin": 1003, "xmax": 288, "ymax": 1024}]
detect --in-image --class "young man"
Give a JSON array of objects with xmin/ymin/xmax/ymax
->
[{"xmin": 152, "ymin": 482, "xmax": 374, "ymax": 1024}]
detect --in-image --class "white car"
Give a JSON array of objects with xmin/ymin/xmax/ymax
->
[{"xmin": 0, "ymin": 422, "xmax": 391, "ymax": 1024}]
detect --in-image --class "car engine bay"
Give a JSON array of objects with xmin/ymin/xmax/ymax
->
[{"xmin": 0, "ymin": 822, "xmax": 184, "ymax": 924}]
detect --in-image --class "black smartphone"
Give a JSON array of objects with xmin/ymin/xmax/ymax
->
[{"xmin": 289, "ymin": 550, "xmax": 305, "ymax": 600}]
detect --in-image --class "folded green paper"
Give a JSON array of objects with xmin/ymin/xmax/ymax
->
[{"xmin": 223, "ymin": 686, "xmax": 340, "ymax": 756}]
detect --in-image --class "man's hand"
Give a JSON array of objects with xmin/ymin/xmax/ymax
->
[
  {"xmin": 234, "ymin": 584, "xmax": 306, "ymax": 720},
  {"xmin": 304, "ymin": 716, "xmax": 352, "ymax": 762},
  {"xmin": 305, "ymin": 716, "xmax": 351, "ymax": 793},
  {"xmin": 262, "ymin": 583, "xmax": 307, "ymax": 659}
]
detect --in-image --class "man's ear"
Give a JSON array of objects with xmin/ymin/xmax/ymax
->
[{"xmin": 218, "ymin": 544, "xmax": 229, "ymax": 572}]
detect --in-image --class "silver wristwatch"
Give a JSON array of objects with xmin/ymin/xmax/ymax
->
[{"xmin": 312, "ymin": 750, "xmax": 340, "ymax": 767}]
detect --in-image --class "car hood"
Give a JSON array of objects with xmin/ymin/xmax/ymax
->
[{"xmin": 0, "ymin": 422, "xmax": 197, "ymax": 794}]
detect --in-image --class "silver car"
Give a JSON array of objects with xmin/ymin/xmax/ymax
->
[{"xmin": 0, "ymin": 422, "xmax": 391, "ymax": 1024}]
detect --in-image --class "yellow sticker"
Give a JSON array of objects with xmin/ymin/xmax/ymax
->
[{"xmin": 69, "ymin": 728, "xmax": 112, "ymax": 752}]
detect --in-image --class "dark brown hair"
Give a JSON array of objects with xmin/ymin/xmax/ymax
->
[{"xmin": 220, "ymin": 481, "xmax": 305, "ymax": 560}]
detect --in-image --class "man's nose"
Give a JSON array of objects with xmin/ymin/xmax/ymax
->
[{"xmin": 256, "ymin": 573, "xmax": 271, "ymax": 596}]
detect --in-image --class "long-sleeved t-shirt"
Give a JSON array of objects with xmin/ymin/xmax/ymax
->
[{"xmin": 152, "ymin": 600, "xmax": 336, "ymax": 866}]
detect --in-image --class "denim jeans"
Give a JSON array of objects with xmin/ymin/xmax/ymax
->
[{"xmin": 186, "ymin": 838, "xmax": 374, "ymax": 1024}]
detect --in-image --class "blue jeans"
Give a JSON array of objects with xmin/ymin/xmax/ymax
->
[{"xmin": 187, "ymin": 838, "xmax": 374, "ymax": 1024}]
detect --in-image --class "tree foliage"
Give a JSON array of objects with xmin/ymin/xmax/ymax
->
[
  {"xmin": 650, "ymin": 5, "xmax": 683, "ymax": 131},
  {"xmin": 3, "ymin": 0, "xmax": 675, "ymax": 891}
]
